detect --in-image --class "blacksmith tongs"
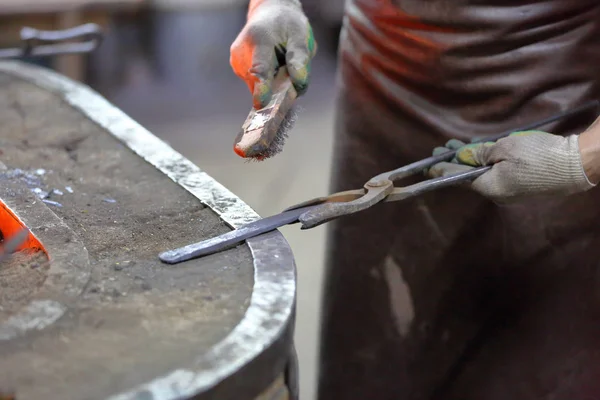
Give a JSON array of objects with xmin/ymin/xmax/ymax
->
[
  {"xmin": 0, "ymin": 23, "xmax": 103, "ymax": 60},
  {"xmin": 159, "ymin": 100, "xmax": 599, "ymax": 264},
  {"xmin": 286, "ymin": 154, "xmax": 487, "ymax": 229}
]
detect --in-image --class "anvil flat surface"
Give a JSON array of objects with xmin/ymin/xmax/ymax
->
[{"xmin": 0, "ymin": 64, "xmax": 295, "ymax": 400}]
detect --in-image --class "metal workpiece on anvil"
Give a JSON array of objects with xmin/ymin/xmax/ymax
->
[{"xmin": 0, "ymin": 61, "xmax": 298, "ymax": 400}]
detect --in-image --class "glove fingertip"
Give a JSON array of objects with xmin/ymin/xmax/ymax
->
[
  {"xmin": 432, "ymin": 146, "xmax": 449, "ymax": 156},
  {"xmin": 253, "ymin": 81, "xmax": 273, "ymax": 109},
  {"xmin": 425, "ymin": 164, "xmax": 444, "ymax": 178},
  {"xmin": 426, "ymin": 162, "xmax": 474, "ymax": 179},
  {"xmin": 456, "ymin": 142, "xmax": 497, "ymax": 166},
  {"xmin": 286, "ymin": 58, "xmax": 310, "ymax": 96},
  {"xmin": 445, "ymin": 138, "xmax": 467, "ymax": 150},
  {"xmin": 285, "ymin": 26, "xmax": 315, "ymax": 96}
]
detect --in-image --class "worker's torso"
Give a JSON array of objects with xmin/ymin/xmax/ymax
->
[
  {"xmin": 341, "ymin": 0, "xmax": 600, "ymax": 139},
  {"xmin": 321, "ymin": 4, "xmax": 600, "ymax": 400}
]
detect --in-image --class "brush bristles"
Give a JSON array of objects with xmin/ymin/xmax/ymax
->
[{"xmin": 245, "ymin": 106, "xmax": 300, "ymax": 162}]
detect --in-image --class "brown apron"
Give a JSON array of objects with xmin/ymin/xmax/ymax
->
[{"xmin": 318, "ymin": 1, "xmax": 600, "ymax": 399}]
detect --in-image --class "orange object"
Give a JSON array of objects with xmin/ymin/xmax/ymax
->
[
  {"xmin": 233, "ymin": 145, "xmax": 246, "ymax": 158},
  {"xmin": 0, "ymin": 198, "xmax": 45, "ymax": 254}
]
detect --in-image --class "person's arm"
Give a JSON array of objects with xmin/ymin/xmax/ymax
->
[
  {"xmin": 428, "ymin": 118, "xmax": 600, "ymax": 203},
  {"xmin": 578, "ymin": 117, "xmax": 600, "ymax": 184},
  {"xmin": 230, "ymin": 0, "xmax": 317, "ymax": 110}
]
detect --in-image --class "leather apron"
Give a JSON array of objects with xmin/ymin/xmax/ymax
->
[{"xmin": 319, "ymin": 1, "xmax": 600, "ymax": 399}]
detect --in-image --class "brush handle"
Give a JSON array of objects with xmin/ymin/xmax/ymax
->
[{"xmin": 271, "ymin": 67, "xmax": 298, "ymax": 100}]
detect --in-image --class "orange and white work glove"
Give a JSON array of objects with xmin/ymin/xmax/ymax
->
[
  {"xmin": 427, "ymin": 131, "xmax": 596, "ymax": 203},
  {"xmin": 230, "ymin": 0, "xmax": 317, "ymax": 110}
]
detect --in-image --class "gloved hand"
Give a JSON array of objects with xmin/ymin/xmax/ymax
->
[
  {"xmin": 427, "ymin": 131, "xmax": 596, "ymax": 203},
  {"xmin": 230, "ymin": 0, "xmax": 317, "ymax": 110}
]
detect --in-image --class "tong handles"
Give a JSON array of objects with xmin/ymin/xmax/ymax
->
[
  {"xmin": 368, "ymin": 99, "xmax": 600, "ymax": 186},
  {"xmin": 0, "ymin": 23, "xmax": 103, "ymax": 60},
  {"xmin": 385, "ymin": 166, "xmax": 491, "ymax": 202}
]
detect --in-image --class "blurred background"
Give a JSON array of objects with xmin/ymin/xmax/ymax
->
[{"xmin": 0, "ymin": 1, "xmax": 344, "ymax": 399}]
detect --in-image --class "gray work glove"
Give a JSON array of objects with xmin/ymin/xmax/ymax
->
[
  {"xmin": 230, "ymin": 0, "xmax": 317, "ymax": 110},
  {"xmin": 427, "ymin": 131, "xmax": 596, "ymax": 203}
]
